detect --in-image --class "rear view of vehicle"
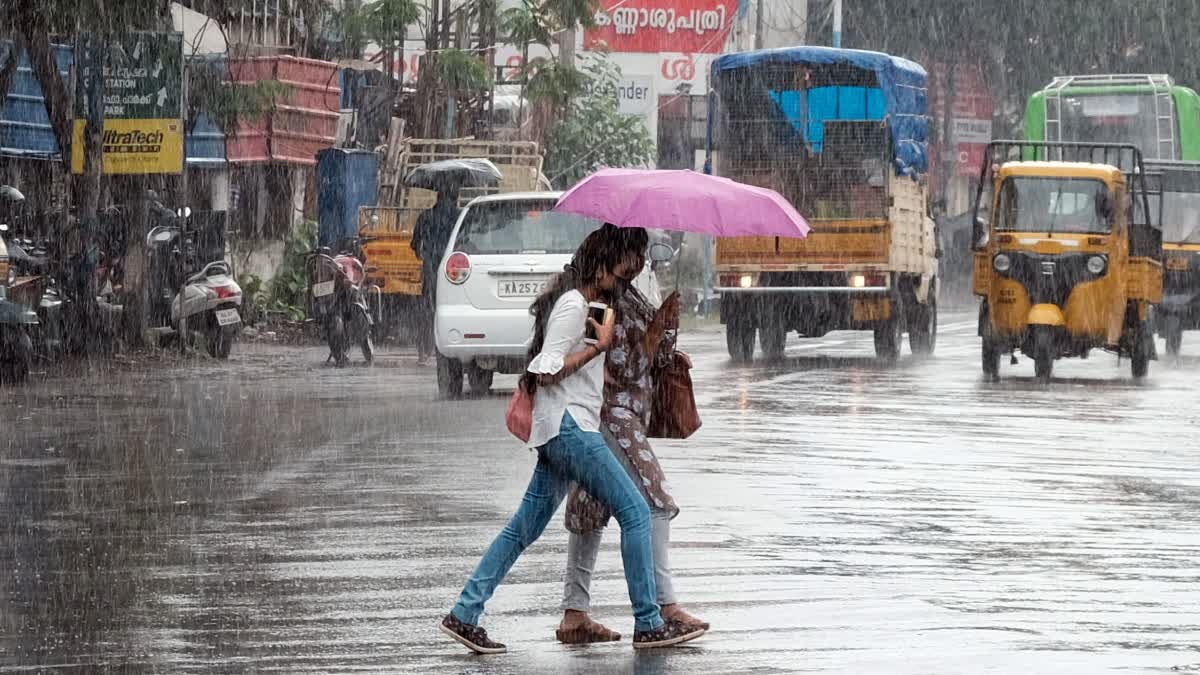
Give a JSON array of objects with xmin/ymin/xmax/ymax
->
[
  {"xmin": 434, "ymin": 194, "xmax": 606, "ymax": 397},
  {"xmin": 306, "ymin": 240, "xmax": 378, "ymax": 367},
  {"xmin": 1145, "ymin": 160, "xmax": 1200, "ymax": 356},
  {"xmin": 709, "ymin": 47, "xmax": 939, "ymax": 362}
]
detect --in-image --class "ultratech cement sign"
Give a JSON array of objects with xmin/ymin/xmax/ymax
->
[{"xmin": 71, "ymin": 31, "xmax": 184, "ymax": 175}]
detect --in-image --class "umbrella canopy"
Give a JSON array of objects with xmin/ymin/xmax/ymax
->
[
  {"xmin": 404, "ymin": 158, "xmax": 503, "ymax": 192},
  {"xmin": 553, "ymin": 168, "xmax": 810, "ymax": 239}
]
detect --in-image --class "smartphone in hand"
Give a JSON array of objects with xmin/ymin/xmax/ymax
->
[{"xmin": 584, "ymin": 302, "xmax": 609, "ymax": 344}]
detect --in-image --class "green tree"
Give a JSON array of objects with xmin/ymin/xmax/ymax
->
[
  {"xmin": 499, "ymin": 0, "xmax": 552, "ymax": 129},
  {"xmin": 543, "ymin": 57, "xmax": 654, "ymax": 188}
]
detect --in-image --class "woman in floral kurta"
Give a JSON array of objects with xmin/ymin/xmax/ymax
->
[{"xmin": 555, "ymin": 234, "xmax": 707, "ymax": 644}]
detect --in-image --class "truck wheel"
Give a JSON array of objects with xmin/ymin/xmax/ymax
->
[
  {"xmin": 760, "ymin": 313, "xmax": 787, "ymax": 360},
  {"xmin": 467, "ymin": 364, "xmax": 494, "ymax": 394},
  {"xmin": 437, "ymin": 354, "xmax": 464, "ymax": 398},
  {"xmin": 1163, "ymin": 315, "xmax": 1183, "ymax": 357},
  {"xmin": 873, "ymin": 316, "xmax": 901, "ymax": 363},
  {"xmin": 909, "ymin": 297, "xmax": 938, "ymax": 357},
  {"xmin": 1032, "ymin": 326, "xmax": 1055, "ymax": 381},
  {"xmin": 726, "ymin": 315, "xmax": 756, "ymax": 363}
]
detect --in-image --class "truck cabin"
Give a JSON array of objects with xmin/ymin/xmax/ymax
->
[{"xmin": 710, "ymin": 48, "xmax": 928, "ymax": 222}]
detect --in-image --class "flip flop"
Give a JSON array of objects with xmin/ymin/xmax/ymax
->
[{"xmin": 556, "ymin": 619, "xmax": 622, "ymax": 644}]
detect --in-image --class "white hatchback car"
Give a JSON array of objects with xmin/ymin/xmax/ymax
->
[{"xmin": 434, "ymin": 192, "xmax": 666, "ymax": 397}]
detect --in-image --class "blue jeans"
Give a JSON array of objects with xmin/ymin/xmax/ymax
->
[{"xmin": 451, "ymin": 413, "xmax": 664, "ymax": 632}]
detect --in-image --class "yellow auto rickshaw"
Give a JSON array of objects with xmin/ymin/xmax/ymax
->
[
  {"xmin": 1144, "ymin": 160, "xmax": 1200, "ymax": 357},
  {"xmin": 971, "ymin": 141, "xmax": 1163, "ymax": 380}
]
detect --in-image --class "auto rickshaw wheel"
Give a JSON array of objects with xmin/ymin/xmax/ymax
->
[
  {"xmin": 1131, "ymin": 321, "xmax": 1152, "ymax": 379},
  {"xmin": 1163, "ymin": 315, "xmax": 1183, "ymax": 357},
  {"xmin": 981, "ymin": 339, "xmax": 1000, "ymax": 379},
  {"xmin": 1031, "ymin": 326, "xmax": 1055, "ymax": 381}
]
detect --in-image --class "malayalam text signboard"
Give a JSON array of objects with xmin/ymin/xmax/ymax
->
[
  {"xmin": 584, "ymin": 0, "xmax": 736, "ymax": 54},
  {"xmin": 71, "ymin": 31, "xmax": 185, "ymax": 175}
]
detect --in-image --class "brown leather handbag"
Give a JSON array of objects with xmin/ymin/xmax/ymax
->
[{"xmin": 649, "ymin": 351, "xmax": 702, "ymax": 439}]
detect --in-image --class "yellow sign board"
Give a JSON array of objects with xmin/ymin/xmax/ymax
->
[{"xmin": 70, "ymin": 118, "xmax": 184, "ymax": 175}]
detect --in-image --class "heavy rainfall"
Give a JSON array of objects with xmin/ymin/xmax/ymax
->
[{"xmin": 1, "ymin": 0, "xmax": 1199, "ymax": 672}]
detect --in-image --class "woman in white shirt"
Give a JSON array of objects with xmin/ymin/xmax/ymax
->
[{"xmin": 440, "ymin": 225, "xmax": 706, "ymax": 654}]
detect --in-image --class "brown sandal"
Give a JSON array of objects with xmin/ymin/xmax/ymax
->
[{"xmin": 556, "ymin": 618, "xmax": 622, "ymax": 644}]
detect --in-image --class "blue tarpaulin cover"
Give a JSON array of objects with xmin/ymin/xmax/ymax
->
[{"xmin": 713, "ymin": 46, "xmax": 928, "ymax": 174}]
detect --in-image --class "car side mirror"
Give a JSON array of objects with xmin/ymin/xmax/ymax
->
[{"xmin": 648, "ymin": 242, "xmax": 675, "ymax": 264}]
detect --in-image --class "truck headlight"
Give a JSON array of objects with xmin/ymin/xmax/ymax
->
[
  {"xmin": 993, "ymin": 253, "xmax": 1012, "ymax": 273},
  {"xmin": 1086, "ymin": 255, "xmax": 1107, "ymax": 275},
  {"xmin": 739, "ymin": 274, "xmax": 754, "ymax": 288},
  {"xmin": 849, "ymin": 274, "xmax": 866, "ymax": 288}
]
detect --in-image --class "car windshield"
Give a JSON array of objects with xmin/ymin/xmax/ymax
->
[
  {"xmin": 996, "ymin": 177, "xmax": 1111, "ymax": 234},
  {"xmin": 454, "ymin": 200, "xmax": 603, "ymax": 255}
]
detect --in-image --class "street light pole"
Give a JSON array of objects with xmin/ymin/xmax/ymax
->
[{"xmin": 832, "ymin": 0, "xmax": 843, "ymax": 48}]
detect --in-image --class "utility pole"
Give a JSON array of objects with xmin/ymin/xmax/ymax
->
[
  {"xmin": 832, "ymin": 0, "xmax": 842, "ymax": 47},
  {"xmin": 754, "ymin": 0, "xmax": 764, "ymax": 50}
]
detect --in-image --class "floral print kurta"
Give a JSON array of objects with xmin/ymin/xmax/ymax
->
[{"xmin": 565, "ymin": 287, "xmax": 679, "ymax": 535}]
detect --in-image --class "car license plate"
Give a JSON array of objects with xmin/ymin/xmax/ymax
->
[
  {"xmin": 312, "ymin": 280, "xmax": 335, "ymax": 297},
  {"xmin": 498, "ymin": 278, "xmax": 548, "ymax": 298},
  {"xmin": 215, "ymin": 308, "xmax": 241, "ymax": 326}
]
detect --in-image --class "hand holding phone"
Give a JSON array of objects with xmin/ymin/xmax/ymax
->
[{"xmin": 585, "ymin": 301, "xmax": 615, "ymax": 350}]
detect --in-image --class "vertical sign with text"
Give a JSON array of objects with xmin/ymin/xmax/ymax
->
[{"xmin": 72, "ymin": 31, "xmax": 185, "ymax": 175}]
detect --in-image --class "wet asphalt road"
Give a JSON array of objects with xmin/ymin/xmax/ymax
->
[{"xmin": 2, "ymin": 309, "xmax": 1200, "ymax": 674}]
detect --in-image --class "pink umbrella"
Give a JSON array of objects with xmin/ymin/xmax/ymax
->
[{"xmin": 553, "ymin": 168, "xmax": 810, "ymax": 238}]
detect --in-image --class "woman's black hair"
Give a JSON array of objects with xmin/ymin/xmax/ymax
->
[{"xmin": 520, "ymin": 224, "xmax": 639, "ymax": 394}]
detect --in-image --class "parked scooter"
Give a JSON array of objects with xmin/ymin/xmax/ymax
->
[
  {"xmin": 146, "ymin": 215, "xmax": 243, "ymax": 359},
  {"xmin": 3, "ymin": 235, "xmax": 65, "ymax": 361},
  {"xmin": 306, "ymin": 238, "xmax": 379, "ymax": 367}
]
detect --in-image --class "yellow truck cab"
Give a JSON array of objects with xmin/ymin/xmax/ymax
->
[{"xmin": 972, "ymin": 141, "xmax": 1163, "ymax": 380}]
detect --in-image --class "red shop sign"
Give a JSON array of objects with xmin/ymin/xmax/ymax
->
[{"xmin": 585, "ymin": 0, "xmax": 736, "ymax": 54}]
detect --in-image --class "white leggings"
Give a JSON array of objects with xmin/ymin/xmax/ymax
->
[{"xmin": 561, "ymin": 431, "xmax": 676, "ymax": 612}]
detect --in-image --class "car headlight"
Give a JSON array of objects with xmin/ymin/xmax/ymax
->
[
  {"xmin": 992, "ymin": 253, "xmax": 1012, "ymax": 273},
  {"xmin": 1086, "ymin": 255, "xmax": 1107, "ymax": 275}
]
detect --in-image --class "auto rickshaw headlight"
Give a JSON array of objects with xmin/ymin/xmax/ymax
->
[
  {"xmin": 992, "ymin": 253, "xmax": 1012, "ymax": 273},
  {"xmin": 1086, "ymin": 255, "xmax": 1107, "ymax": 275}
]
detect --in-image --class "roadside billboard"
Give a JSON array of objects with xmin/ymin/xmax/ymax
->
[
  {"xmin": 71, "ymin": 31, "xmax": 185, "ymax": 175},
  {"xmin": 584, "ymin": 0, "xmax": 737, "ymax": 54}
]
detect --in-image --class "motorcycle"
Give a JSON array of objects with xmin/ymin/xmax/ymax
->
[
  {"xmin": 306, "ymin": 238, "xmax": 379, "ymax": 367},
  {"xmin": 147, "ymin": 220, "xmax": 243, "ymax": 359},
  {"xmin": 0, "ymin": 231, "xmax": 37, "ymax": 384}
]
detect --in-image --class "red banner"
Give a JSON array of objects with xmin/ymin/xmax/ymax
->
[{"xmin": 584, "ymin": 0, "xmax": 736, "ymax": 54}]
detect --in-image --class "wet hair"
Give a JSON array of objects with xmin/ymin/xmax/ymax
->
[{"xmin": 520, "ymin": 224, "xmax": 629, "ymax": 394}]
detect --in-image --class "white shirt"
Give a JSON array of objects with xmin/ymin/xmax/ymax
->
[{"xmin": 526, "ymin": 290, "xmax": 604, "ymax": 448}]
